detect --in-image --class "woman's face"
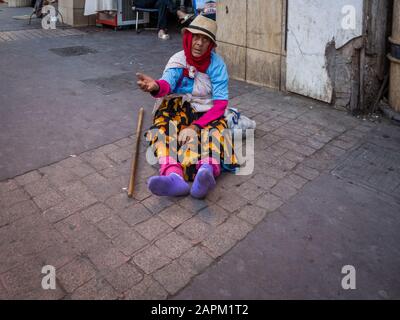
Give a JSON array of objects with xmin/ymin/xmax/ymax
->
[{"xmin": 191, "ymin": 33, "xmax": 212, "ymax": 57}]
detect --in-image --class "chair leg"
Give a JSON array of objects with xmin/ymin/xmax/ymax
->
[
  {"xmin": 28, "ymin": 11, "xmax": 34, "ymax": 25},
  {"xmin": 55, "ymin": 9, "xmax": 65, "ymax": 29},
  {"xmin": 136, "ymin": 11, "xmax": 139, "ymax": 33}
]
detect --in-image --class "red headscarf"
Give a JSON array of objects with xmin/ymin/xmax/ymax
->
[{"xmin": 182, "ymin": 30, "xmax": 215, "ymax": 77}]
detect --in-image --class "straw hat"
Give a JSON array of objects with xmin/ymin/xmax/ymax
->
[{"xmin": 183, "ymin": 15, "xmax": 217, "ymax": 44}]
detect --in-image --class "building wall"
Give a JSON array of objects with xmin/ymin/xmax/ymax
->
[
  {"xmin": 59, "ymin": 0, "xmax": 96, "ymax": 27},
  {"xmin": 217, "ymin": 0, "xmax": 391, "ymax": 113},
  {"xmin": 286, "ymin": 0, "xmax": 364, "ymax": 103},
  {"xmin": 216, "ymin": 0, "xmax": 286, "ymax": 90},
  {"xmin": 7, "ymin": 0, "xmax": 31, "ymax": 7}
]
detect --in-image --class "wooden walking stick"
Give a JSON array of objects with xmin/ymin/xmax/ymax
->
[{"xmin": 128, "ymin": 107, "xmax": 144, "ymax": 198}]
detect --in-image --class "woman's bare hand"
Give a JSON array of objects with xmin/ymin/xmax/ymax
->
[
  {"xmin": 178, "ymin": 124, "xmax": 200, "ymax": 146},
  {"xmin": 136, "ymin": 73, "xmax": 159, "ymax": 93}
]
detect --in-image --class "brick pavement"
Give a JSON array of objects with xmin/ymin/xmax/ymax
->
[
  {"xmin": 0, "ymin": 28, "xmax": 85, "ymax": 42},
  {"xmin": 0, "ymin": 87, "xmax": 377, "ymax": 299}
]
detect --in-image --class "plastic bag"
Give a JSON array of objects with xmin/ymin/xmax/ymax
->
[{"xmin": 224, "ymin": 108, "xmax": 256, "ymax": 138}]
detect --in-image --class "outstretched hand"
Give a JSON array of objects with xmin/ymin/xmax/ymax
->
[{"xmin": 136, "ymin": 73, "xmax": 159, "ymax": 93}]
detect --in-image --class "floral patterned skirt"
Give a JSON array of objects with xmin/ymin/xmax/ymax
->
[{"xmin": 145, "ymin": 97, "xmax": 239, "ymax": 182}]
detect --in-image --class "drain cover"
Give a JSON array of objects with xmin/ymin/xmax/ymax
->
[
  {"xmin": 332, "ymin": 143, "xmax": 400, "ymax": 198},
  {"xmin": 49, "ymin": 46, "xmax": 97, "ymax": 57},
  {"xmin": 81, "ymin": 72, "xmax": 137, "ymax": 95}
]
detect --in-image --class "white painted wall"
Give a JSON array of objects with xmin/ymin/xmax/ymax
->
[{"xmin": 286, "ymin": 0, "xmax": 363, "ymax": 103}]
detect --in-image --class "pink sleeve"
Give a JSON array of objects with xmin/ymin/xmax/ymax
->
[
  {"xmin": 151, "ymin": 80, "xmax": 171, "ymax": 98},
  {"xmin": 192, "ymin": 100, "xmax": 228, "ymax": 128}
]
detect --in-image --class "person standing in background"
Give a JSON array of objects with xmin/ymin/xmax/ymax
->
[
  {"xmin": 133, "ymin": 0, "xmax": 189, "ymax": 40},
  {"xmin": 32, "ymin": 0, "xmax": 44, "ymax": 18}
]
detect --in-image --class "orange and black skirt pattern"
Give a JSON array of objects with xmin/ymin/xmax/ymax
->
[{"xmin": 145, "ymin": 97, "xmax": 239, "ymax": 182}]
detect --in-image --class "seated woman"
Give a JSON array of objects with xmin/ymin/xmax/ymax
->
[
  {"xmin": 133, "ymin": 0, "xmax": 190, "ymax": 40},
  {"xmin": 137, "ymin": 15, "xmax": 238, "ymax": 199}
]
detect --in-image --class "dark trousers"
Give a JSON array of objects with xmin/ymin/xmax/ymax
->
[
  {"xmin": 33, "ymin": 0, "xmax": 44, "ymax": 17},
  {"xmin": 134, "ymin": 0, "xmax": 176, "ymax": 30}
]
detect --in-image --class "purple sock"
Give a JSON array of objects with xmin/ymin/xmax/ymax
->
[
  {"xmin": 147, "ymin": 173, "xmax": 190, "ymax": 197},
  {"xmin": 190, "ymin": 164, "xmax": 216, "ymax": 199}
]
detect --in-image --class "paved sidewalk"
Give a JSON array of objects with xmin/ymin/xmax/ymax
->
[
  {"xmin": 1, "ymin": 85, "xmax": 388, "ymax": 299},
  {"xmin": 1, "ymin": 3, "xmax": 399, "ymax": 300},
  {"xmin": 0, "ymin": 4, "xmax": 255, "ymax": 180},
  {"xmin": 176, "ymin": 122, "xmax": 400, "ymax": 300}
]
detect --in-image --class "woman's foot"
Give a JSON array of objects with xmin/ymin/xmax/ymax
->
[
  {"xmin": 190, "ymin": 164, "xmax": 216, "ymax": 199},
  {"xmin": 158, "ymin": 29, "xmax": 170, "ymax": 40},
  {"xmin": 148, "ymin": 173, "xmax": 189, "ymax": 197}
]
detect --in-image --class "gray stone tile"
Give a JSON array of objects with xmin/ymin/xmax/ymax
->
[
  {"xmin": 87, "ymin": 245, "xmax": 129, "ymax": 274},
  {"xmin": 82, "ymin": 203, "xmax": 112, "ymax": 224},
  {"xmin": 0, "ymin": 179, "xmax": 18, "ymax": 194},
  {"xmin": 178, "ymin": 246, "xmax": 213, "ymax": 275},
  {"xmin": 177, "ymin": 217, "xmax": 213, "ymax": 244},
  {"xmin": 273, "ymin": 158, "xmax": 297, "ymax": 171},
  {"xmin": 283, "ymin": 174, "xmax": 308, "ymax": 190},
  {"xmin": 197, "ymin": 204, "xmax": 230, "ymax": 227},
  {"xmin": 33, "ymin": 190, "xmax": 64, "ymax": 211},
  {"xmin": 23, "ymin": 177, "xmax": 53, "ymax": 197},
  {"xmin": 80, "ymin": 150, "xmax": 115, "ymax": 171},
  {"xmin": 69, "ymin": 163, "xmax": 96, "ymax": 178},
  {"xmin": 112, "ymin": 230, "xmax": 148, "ymax": 256},
  {"xmin": 57, "ymin": 258, "xmax": 97, "ymax": 293},
  {"xmin": 155, "ymin": 231, "xmax": 193, "ymax": 259},
  {"xmin": 250, "ymin": 173, "xmax": 278, "ymax": 190},
  {"xmin": 264, "ymin": 166, "xmax": 288, "ymax": 180},
  {"xmin": 124, "ymin": 275, "xmax": 168, "ymax": 300},
  {"xmin": 135, "ymin": 217, "xmax": 172, "ymax": 241},
  {"xmin": 283, "ymin": 151, "xmax": 305, "ymax": 163},
  {"xmin": 237, "ymin": 204, "xmax": 267, "ymax": 225},
  {"xmin": 294, "ymin": 165, "xmax": 321, "ymax": 181},
  {"xmin": 15, "ymin": 171, "xmax": 41, "ymax": 186},
  {"xmin": 0, "ymin": 256, "xmax": 41, "ymax": 297},
  {"xmin": 158, "ymin": 204, "xmax": 193, "ymax": 228},
  {"xmin": 131, "ymin": 182, "xmax": 152, "ymax": 201},
  {"xmin": 271, "ymin": 181, "xmax": 299, "ymax": 201},
  {"xmin": 105, "ymin": 193, "xmax": 137, "ymax": 211},
  {"xmin": 132, "ymin": 245, "xmax": 171, "ymax": 274},
  {"xmin": 70, "ymin": 276, "xmax": 119, "ymax": 300},
  {"xmin": 104, "ymin": 263, "xmax": 143, "ymax": 293},
  {"xmin": 54, "ymin": 214, "xmax": 111, "ymax": 253},
  {"xmin": 1, "ymin": 200, "xmax": 38, "ymax": 226},
  {"xmin": 118, "ymin": 203, "xmax": 152, "ymax": 227},
  {"xmin": 96, "ymin": 215, "xmax": 131, "ymax": 239},
  {"xmin": 178, "ymin": 197, "xmax": 208, "ymax": 214},
  {"xmin": 107, "ymin": 148, "xmax": 132, "ymax": 164},
  {"xmin": 201, "ymin": 232, "xmax": 238, "ymax": 259},
  {"xmin": 141, "ymin": 196, "xmax": 174, "ymax": 215},
  {"xmin": 58, "ymin": 156, "xmax": 83, "ymax": 169},
  {"xmin": 0, "ymin": 188, "xmax": 30, "ymax": 209},
  {"xmin": 153, "ymin": 261, "xmax": 193, "ymax": 295},
  {"xmin": 256, "ymin": 193, "xmax": 284, "ymax": 212},
  {"xmin": 217, "ymin": 190, "xmax": 248, "ymax": 213},
  {"xmin": 202, "ymin": 216, "xmax": 252, "ymax": 258}
]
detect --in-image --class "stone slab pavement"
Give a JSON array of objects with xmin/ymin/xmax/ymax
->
[
  {"xmin": 1, "ymin": 4, "xmax": 400, "ymax": 300},
  {"xmin": 0, "ymin": 4, "xmax": 42, "ymax": 32},
  {"xmin": 2, "ymin": 83, "xmax": 399, "ymax": 299},
  {"xmin": 175, "ymin": 138, "xmax": 400, "ymax": 300},
  {"xmin": 0, "ymin": 3, "xmax": 258, "ymax": 181}
]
